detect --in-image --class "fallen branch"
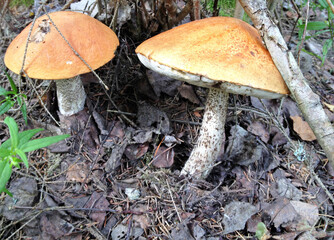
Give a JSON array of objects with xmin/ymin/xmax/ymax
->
[{"xmin": 238, "ymin": 0, "xmax": 334, "ymax": 167}]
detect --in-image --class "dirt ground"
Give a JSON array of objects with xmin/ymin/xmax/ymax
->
[{"xmin": 0, "ymin": 0, "xmax": 333, "ymax": 239}]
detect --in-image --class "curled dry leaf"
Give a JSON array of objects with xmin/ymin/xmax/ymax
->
[
  {"xmin": 152, "ymin": 145, "xmax": 174, "ymax": 168},
  {"xmin": 323, "ymin": 101, "xmax": 334, "ymax": 112},
  {"xmin": 290, "ymin": 115, "xmax": 317, "ymax": 141}
]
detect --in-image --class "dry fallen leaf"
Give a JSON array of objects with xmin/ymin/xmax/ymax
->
[
  {"xmin": 178, "ymin": 83, "xmax": 200, "ymax": 104},
  {"xmin": 323, "ymin": 101, "xmax": 334, "ymax": 112},
  {"xmin": 290, "ymin": 115, "xmax": 317, "ymax": 141},
  {"xmin": 66, "ymin": 163, "xmax": 89, "ymax": 183},
  {"xmin": 247, "ymin": 121, "xmax": 270, "ymax": 143},
  {"xmin": 84, "ymin": 192, "xmax": 110, "ymax": 229},
  {"xmin": 152, "ymin": 145, "xmax": 174, "ymax": 168},
  {"xmin": 264, "ymin": 198, "xmax": 298, "ymax": 228}
]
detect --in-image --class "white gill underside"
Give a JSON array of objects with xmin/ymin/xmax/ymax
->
[
  {"xmin": 137, "ymin": 53, "xmax": 284, "ymax": 99},
  {"xmin": 56, "ymin": 76, "xmax": 86, "ymax": 116},
  {"xmin": 181, "ymin": 89, "xmax": 229, "ymax": 178}
]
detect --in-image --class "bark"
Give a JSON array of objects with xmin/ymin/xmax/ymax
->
[
  {"xmin": 193, "ymin": 0, "xmax": 201, "ymax": 20},
  {"xmin": 238, "ymin": 0, "xmax": 334, "ymax": 167},
  {"xmin": 181, "ymin": 89, "xmax": 228, "ymax": 179},
  {"xmin": 234, "ymin": 0, "xmax": 244, "ymax": 19}
]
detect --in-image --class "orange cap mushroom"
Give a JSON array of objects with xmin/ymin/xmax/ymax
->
[
  {"xmin": 5, "ymin": 11, "xmax": 119, "ymax": 116},
  {"xmin": 136, "ymin": 17, "xmax": 289, "ymax": 178}
]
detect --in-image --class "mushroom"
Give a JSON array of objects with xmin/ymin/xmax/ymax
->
[
  {"xmin": 4, "ymin": 11, "xmax": 119, "ymax": 116},
  {"xmin": 135, "ymin": 17, "xmax": 289, "ymax": 179}
]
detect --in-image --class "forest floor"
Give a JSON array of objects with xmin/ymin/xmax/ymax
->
[{"xmin": 0, "ymin": 1, "xmax": 333, "ymax": 240}]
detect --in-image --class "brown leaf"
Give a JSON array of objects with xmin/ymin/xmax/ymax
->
[
  {"xmin": 132, "ymin": 204, "xmax": 151, "ymax": 229},
  {"xmin": 247, "ymin": 120, "xmax": 270, "ymax": 143},
  {"xmin": 147, "ymin": 69, "xmax": 181, "ymax": 97},
  {"xmin": 264, "ymin": 198, "xmax": 298, "ymax": 228},
  {"xmin": 124, "ymin": 143, "xmax": 149, "ymax": 161},
  {"xmin": 152, "ymin": 145, "xmax": 174, "ymax": 168},
  {"xmin": 66, "ymin": 163, "xmax": 89, "ymax": 183},
  {"xmin": 290, "ymin": 115, "xmax": 317, "ymax": 141},
  {"xmin": 178, "ymin": 83, "xmax": 200, "ymax": 104},
  {"xmin": 290, "ymin": 201, "xmax": 319, "ymax": 226},
  {"xmin": 84, "ymin": 192, "xmax": 109, "ymax": 229},
  {"xmin": 323, "ymin": 101, "xmax": 334, "ymax": 112}
]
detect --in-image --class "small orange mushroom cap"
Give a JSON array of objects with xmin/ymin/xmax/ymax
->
[
  {"xmin": 5, "ymin": 11, "xmax": 119, "ymax": 80},
  {"xmin": 136, "ymin": 17, "xmax": 289, "ymax": 97}
]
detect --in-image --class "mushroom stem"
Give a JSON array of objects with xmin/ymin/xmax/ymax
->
[
  {"xmin": 56, "ymin": 76, "xmax": 86, "ymax": 116},
  {"xmin": 181, "ymin": 88, "xmax": 229, "ymax": 179}
]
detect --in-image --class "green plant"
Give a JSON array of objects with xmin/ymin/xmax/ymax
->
[
  {"xmin": 9, "ymin": 0, "xmax": 34, "ymax": 7},
  {"xmin": 0, "ymin": 71, "xmax": 28, "ymax": 124},
  {"xmin": 203, "ymin": 0, "xmax": 235, "ymax": 17},
  {"xmin": 0, "ymin": 116, "xmax": 70, "ymax": 196},
  {"xmin": 255, "ymin": 222, "xmax": 270, "ymax": 240},
  {"xmin": 297, "ymin": 0, "xmax": 334, "ymax": 65}
]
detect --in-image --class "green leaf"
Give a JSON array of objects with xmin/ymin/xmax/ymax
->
[
  {"xmin": 0, "ymin": 88, "xmax": 16, "ymax": 96},
  {"xmin": 318, "ymin": 0, "xmax": 328, "ymax": 8},
  {"xmin": 17, "ymin": 128, "xmax": 45, "ymax": 147},
  {"xmin": 21, "ymin": 134, "xmax": 70, "ymax": 152},
  {"xmin": 256, "ymin": 222, "xmax": 268, "ymax": 240},
  {"xmin": 0, "ymin": 101, "xmax": 14, "ymax": 116},
  {"xmin": 4, "ymin": 117, "xmax": 19, "ymax": 150},
  {"xmin": 0, "ymin": 128, "xmax": 44, "ymax": 149},
  {"xmin": 15, "ymin": 149, "xmax": 28, "ymax": 168},
  {"xmin": 0, "ymin": 159, "xmax": 7, "ymax": 175},
  {"xmin": 299, "ymin": 21, "xmax": 329, "ymax": 31},
  {"xmin": 0, "ymin": 160, "xmax": 12, "ymax": 195},
  {"xmin": 3, "ymin": 188, "xmax": 13, "ymax": 197},
  {"xmin": 18, "ymin": 97, "xmax": 28, "ymax": 125},
  {"xmin": 5, "ymin": 71, "xmax": 18, "ymax": 94},
  {"xmin": 0, "ymin": 87, "xmax": 6, "ymax": 95},
  {"xmin": 321, "ymin": 39, "xmax": 333, "ymax": 65},
  {"xmin": 0, "ymin": 148, "xmax": 11, "ymax": 158}
]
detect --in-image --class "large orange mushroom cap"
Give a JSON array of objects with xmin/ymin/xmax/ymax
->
[
  {"xmin": 136, "ymin": 17, "xmax": 289, "ymax": 97},
  {"xmin": 4, "ymin": 11, "xmax": 119, "ymax": 80}
]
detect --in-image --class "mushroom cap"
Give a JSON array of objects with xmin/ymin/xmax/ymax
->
[
  {"xmin": 4, "ymin": 11, "xmax": 119, "ymax": 80},
  {"xmin": 136, "ymin": 17, "xmax": 289, "ymax": 99}
]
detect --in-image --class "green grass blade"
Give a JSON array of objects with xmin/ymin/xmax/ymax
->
[
  {"xmin": 21, "ymin": 134, "xmax": 70, "ymax": 152},
  {"xmin": 15, "ymin": 149, "xmax": 28, "ymax": 168},
  {"xmin": 0, "ymin": 160, "xmax": 12, "ymax": 195},
  {"xmin": 0, "ymin": 128, "xmax": 44, "ymax": 149},
  {"xmin": 4, "ymin": 117, "xmax": 19, "ymax": 150},
  {"xmin": 5, "ymin": 71, "xmax": 18, "ymax": 93}
]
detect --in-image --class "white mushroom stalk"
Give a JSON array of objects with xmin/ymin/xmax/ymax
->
[
  {"xmin": 181, "ymin": 89, "xmax": 228, "ymax": 178},
  {"xmin": 56, "ymin": 76, "xmax": 86, "ymax": 116}
]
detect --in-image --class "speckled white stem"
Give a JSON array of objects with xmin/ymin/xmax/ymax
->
[
  {"xmin": 181, "ymin": 89, "xmax": 228, "ymax": 179},
  {"xmin": 56, "ymin": 76, "xmax": 86, "ymax": 116}
]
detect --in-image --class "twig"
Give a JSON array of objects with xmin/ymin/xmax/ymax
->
[
  {"xmin": 7, "ymin": 211, "xmax": 42, "ymax": 240},
  {"xmin": 109, "ymin": 0, "xmax": 119, "ymax": 30},
  {"xmin": 61, "ymin": 0, "xmax": 76, "ymax": 10},
  {"xmin": 166, "ymin": 179, "xmax": 182, "ymax": 222},
  {"xmin": 297, "ymin": 0, "xmax": 309, "ymax": 65},
  {"xmin": 311, "ymin": 170, "xmax": 334, "ymax": 204},
  {"xmin": 325, "ymin": 0, "xmax": 334, "ymax": 14}
]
